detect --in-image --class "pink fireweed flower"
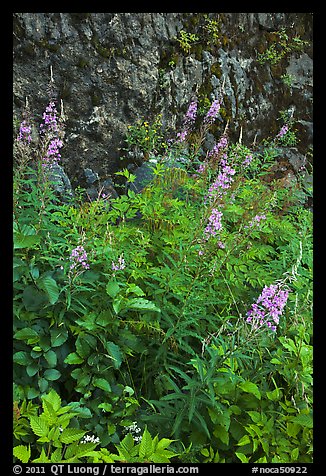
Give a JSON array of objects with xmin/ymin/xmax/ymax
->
[
  {"xmin": 40, "ymin": 101, "xmax": 60, "ymax": 136},
  {"xmin": 242, "ymin": 154, "xmax": 253, "ymax": 167},
  {"xmin": 42, "ymin": 137, "xmax": 63, "ymax": 167},
  {"xmin": 176, "ymin": 99, "xmax": 198, "ymax": 143},
  {"xmin": 17, "ymin": 120, "xmax": 32, "ymax": 144},
  {"xmin": 206, "ymin": 156, "xmax": 236, "ymax": 201},
  {"xmin": 69, "ymin": 245, "xmax": 90, "ymax": 271},
  {"xmin": 204, "ymin": 208, "xmax": 223, "ymax": 238},
  {"xmin": 248, "ymin": 214, "xmax": 266, "ymax": 228},
  {"xmin": 204, "ymin": 98, "xmax": 221, "ymax": 125},
  {"xmin": 208, "ymin": 135, "xmax": 228, "ymax": 160},
  {"xmin": 112, "ymin": 255, "xmax": 125, "ymax": 271},
  {"xmin": 276, "ymin": 124, "xmax": 289, "ymax": 139},
  {"xmin": 246, "ymin": 283, "xmax": 290, "ymax": 332}
]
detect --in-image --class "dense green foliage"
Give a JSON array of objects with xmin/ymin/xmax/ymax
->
[{"xmin": 13, "ymin": 97, "xmax": 312, "ymax": 463}]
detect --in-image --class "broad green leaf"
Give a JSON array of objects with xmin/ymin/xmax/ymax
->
[
  {"xmin": 105, "ymin": 341, "xmax": 123, "ymax": 369},
  {"xmin": 239, "ymin": 381, "xmax": 261, "ymax": 400},
  {"xmin": 64, "ymin": 352, "xmax": 84, "ymax": 364},
  {"xmin": 50, "ymin": 328, "xmax": 68, "ymax": 347},
  {"xmin": 235, "ymin": 451, "xmax": 250, "ymax": 463},
  {"xmin": 14, "ymin": 224, "xmax": 41, "ymax": 249},
  {"xmin": 13, "ymin": 351, "xmax": 32, "ymax": 366},
  {"xmin": 26, "ymin": 363, "xmax": 39, "ymax": 377},
  {"xmin": 14, "ymin": 327, "xmax": 39, "ymax": 343},
  {"xmin": 291, "ymin": 413, "xmax": 313, "ymax": 428},
  {"xmin": 106, "ymin": 281, "xmax": 120, "ymax": 298},
  {"xmin": 93, "ymin": 377, "xmax": 112, "ymax": 392},
  {"xmin": 13, "ymin": 444, "xmax": 31, "ymax": 463},
  {"xmin": 44, "ymin": 349, "xmax": 57, "ymax": 367},
  {"xmin": 22, "ymin": 285, "xmax": 48, "ymax": 311},
  {"xmin": 44, "ymin": 369, "xmax": 61, "ymax": 381},
  {"xmin": 38, "ymin": 275, "xmax": 59, "ymax": 304},
  {"xmin": 237, "ymin": 434, "xmax": 251, "ymax": 446},
  {"xmin": 38, "ymin": 378, "xmax": 49, "ymax": 393}
]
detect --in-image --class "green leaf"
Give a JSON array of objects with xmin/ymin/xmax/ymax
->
[
  {"xmin": 38, "ymin": 378, "xmax": 49, "ymax": 393},
  {"xmin": 93, "ymin": 377, "xmax": 112, "ymax": 392},
  {"xmin": 26, "ymin": 363, "xmax": 39, "ymax": 377},
  {"xmin": 60, "ymin": 428, "xmax": 86, "ymax": 444},
  {"xmin": 14, "ymin": 224, "xmax": 41, "ymax": 249},
  {"xmin": 237, "ymin": 434, "xmax": 251, "ymax": 446},
  {"xmin": 13, "ymin": 445, "xmax": 31, "ymax": 463},
  {"xmin": 139, "ymin": 427, "xmax": 153, "ymax": 458},
  {"xmin": 44, "ymin": 369, "xmax": 61, "ymax": 381},
  {"xmin": 29, "ymin": 415, "xmax": 49, "ymax": 438},
  {"xmin": 43, "ymin": 389, "xmax": 61, "ymax": 411},
  {"xmin": 50, "ymin": 328, "xmax": 68, "ymax": 347},
  {"xmin": 105, "ymin": 341, "xmax": 123, "ymax": 369},
  {"xmin": 13, "ymin": 351, "xmax": 32, "ymax": 366},
  {"xmin": 127, "ymin": 297, "xmax": 161, "ymax": 313},
  {"xmin": 118, "ymin": 433, "xmax": 134, "ymax": 459},
  {"xmin": 44, "ymin": 349, "xmax": 57, "ymax": 367},
  {"xmin": 239, "ymin": 381, "xmax": 261, "ymax": 400},
  {"xmin": 14, "ymin": 327, "xmax": 39, "ymax": 343},
  {"xmin": 235, "ymin": 451, "xmax": 250, "ymax": 463},
  {"xmin": 22, "ymin": 285, "xmax": 48, "ymax": 311},
  {"xmin": 64, "ymin": 352, "xmax": 84, "ymax": 364},
  {"xmin": 38, "ymin": 275, "xmax": 59, "ymax": 304},
  {"xmin": 291, "ymin": 413, "xmax": 313, "ymax": 428},
  {"xmin": 106, "ymin": 281, "xmax": 120, "ymax": 298},
  {"xmin": 32, "ymin": 447, "xmax": 50, "ymax": 463}
]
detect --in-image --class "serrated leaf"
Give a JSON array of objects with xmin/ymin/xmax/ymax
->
[
  {"xmin": 139, "ymin": 428, "xmax": 153, "ymax": 459},
  {"xmin": 43, "ymin": 389, "xmax": 61, "ymax": 411},
  {"xmin": 32, "ymin": 447, "xmax": 50, "ymax": 463},
  {"xmin": 50, "ymin": 447, "xmax": 63, "ymax": 463},
  {"xmin": 60, "ymin": 428, "xmax": 86, "ymax": 444},
  {"xmin": 127, "ymin": 297, "xmax": 161, "ymax": 313},
  {"xmin": 13, "ymin": 445, "xmax": 31, "ymax": 463},
  {"xmin": 29, "ymin": 415, "xmax": 49, "ymax": 438},
  {"xmin": 64, "ymin": 442, "xmax": 97, "ymax": 461},
  {"xmin": 118, "ymin": 433, "xmax": 134, "ymax": 459}
]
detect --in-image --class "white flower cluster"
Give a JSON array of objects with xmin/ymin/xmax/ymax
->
[
  {"xmin": 81, "ymin": 433, "xmax": 100, "ymax": 444},
  {"xmin": 125, "ymin": 421, "xmax": 142, "ymax": 443}
]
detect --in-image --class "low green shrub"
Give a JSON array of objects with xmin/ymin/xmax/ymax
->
[{"xmin": 13, "ymin": 92, "xmax": 312, "ymax": 463}]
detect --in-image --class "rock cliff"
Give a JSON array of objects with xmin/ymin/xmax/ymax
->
[{"xmin": 13, "ymin": 12, "xmax": 313, "ymax": 192}]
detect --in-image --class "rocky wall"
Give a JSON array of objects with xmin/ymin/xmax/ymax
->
[{"xmin": 13, "ymin": 12, "xmax": 313, "ymax": 192}]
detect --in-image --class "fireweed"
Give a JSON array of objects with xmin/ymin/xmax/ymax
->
[
  {"xmin": 69, "ymin": 245, "xmax": 90, "ymax": 272},
  {"xmin": 176, "ymin": 99, "xmax": 198, "ymax": 142},
  {"xmin": 39, "ymin": 101, "xmax": 64, "ymax": 168},
  {"xmin": 17, "ymin": 120, "xmax": 32, "ymax": 145},
  {"xmin": 246, "ymin": 283, "xmax": 290, "ymax": 332}
]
